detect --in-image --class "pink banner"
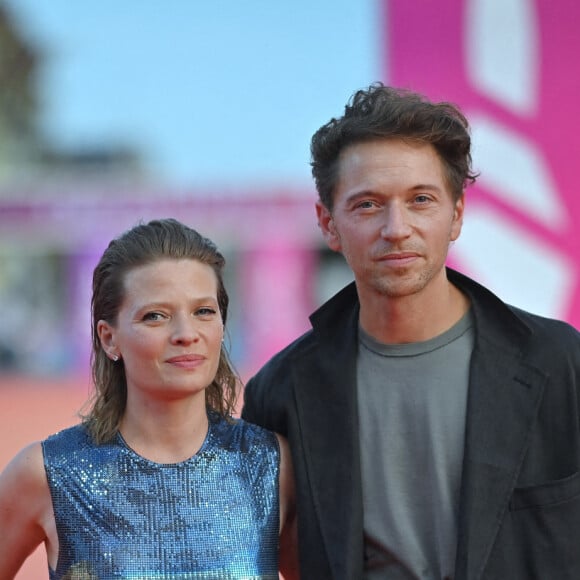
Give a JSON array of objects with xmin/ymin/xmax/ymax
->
[
  {"xmin": 386, "ymin": 0, "xmax": 580, "ymax": 327},
  {"xmin": 239, "ymin": 242, "xmax": 315, "ymax": 377}
]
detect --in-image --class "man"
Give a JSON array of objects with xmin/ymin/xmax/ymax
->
[{"xmin": 242, "ymin": 83, "xmax": 580, "ymax": 579}]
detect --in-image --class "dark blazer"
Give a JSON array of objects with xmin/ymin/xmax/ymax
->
[{"xmin": 242, "ymin": 268, "xmax": 580, "ymax": 579}]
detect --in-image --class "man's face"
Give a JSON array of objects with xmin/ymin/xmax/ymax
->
[{"xmin": 316, "ymin": 138, "xmax": 464, "ymax": 301}]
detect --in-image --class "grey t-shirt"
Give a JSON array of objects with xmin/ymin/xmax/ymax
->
[{"xmin": 357, "ymin": 310, "xmax": 474, "ymax": 579}]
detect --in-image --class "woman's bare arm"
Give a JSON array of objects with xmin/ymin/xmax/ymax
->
[{"xmin": 0, "ymin": 442, "xmax": 54, "ymax": 579}]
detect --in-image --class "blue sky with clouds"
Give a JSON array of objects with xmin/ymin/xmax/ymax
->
[{"xmin": 5, "ymin": 0, "xmax": 381, "ymax": 190}]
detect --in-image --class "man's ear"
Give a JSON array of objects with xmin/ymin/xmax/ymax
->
[
  {"xmin": 316, "ymin": 201, "xmax": 341, "ymax": 252},
  {"xmin": 450, "ymin": 192, "xmax": 465, "ymax": 242}
]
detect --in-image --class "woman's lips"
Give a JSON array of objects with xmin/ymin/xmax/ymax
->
[{"xmin": 166, "ymin": 354, "xmax": 205, "ymax": 368}]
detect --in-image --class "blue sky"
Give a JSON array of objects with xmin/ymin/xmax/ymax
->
[{"xmin": 5, "ymin": 0, "xmax": 381, "ymax": 190}]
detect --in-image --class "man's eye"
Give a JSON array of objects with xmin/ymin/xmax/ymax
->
[
  {"xmin": 143, "ymin": 312, "xmax": 164, "ymax": 321},
  {"xmin": 355, "ymin": 200, "xmax": 375, "ymax": 209}
]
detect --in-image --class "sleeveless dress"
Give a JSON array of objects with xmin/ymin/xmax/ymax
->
[{"xmin": 42, "ymin": 411, "xmax": 280, "ymax": 579}]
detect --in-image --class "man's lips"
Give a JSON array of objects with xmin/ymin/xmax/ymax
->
[
  {"xmin": 376, "ymin": 251, "xmax": 419, "ymax": 263},
  {"xmin": 383, "ymin": 252, "xmax": 417, "ymax": 259}
]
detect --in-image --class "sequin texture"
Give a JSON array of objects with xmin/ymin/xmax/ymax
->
[{"xmin": 42, "ymin": 412, "xmax": 280, "ymax": 579}]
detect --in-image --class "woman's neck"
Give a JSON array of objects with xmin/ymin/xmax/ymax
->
[{"xmin": 119, "ymin": 394, "xmax": 209, "ymax": 463}]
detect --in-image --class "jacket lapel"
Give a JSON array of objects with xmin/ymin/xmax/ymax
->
[
  {"xmin": 453, "ymin": 272, "xmax": 548, "ymax": 579},
  {"xmin": 293, "ymin": 283, "xmax": 364, "ymax": 580}
]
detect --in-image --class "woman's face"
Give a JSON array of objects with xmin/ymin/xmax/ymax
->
[{"xmin": 98, "ymin": 258, "xmax": 224, "ymax": 403}]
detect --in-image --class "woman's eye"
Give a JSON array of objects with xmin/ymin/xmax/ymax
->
[{"xmin": 196, "ymin": 307, "xmax": 217, "ymax": 317}]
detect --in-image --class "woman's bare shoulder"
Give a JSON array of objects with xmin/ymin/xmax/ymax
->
[{"xmin": 0, "ymin": 441, "xmax": 45, "ymax": 486}]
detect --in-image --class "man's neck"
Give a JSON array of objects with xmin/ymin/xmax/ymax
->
[{"xmin": 358, "ymin": 280, "xmax": 470, "ymax": 345}]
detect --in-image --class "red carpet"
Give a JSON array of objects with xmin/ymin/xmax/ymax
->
[{"xmin": 0, "ymin": 374, "xmax": 89, "ymax": 579}]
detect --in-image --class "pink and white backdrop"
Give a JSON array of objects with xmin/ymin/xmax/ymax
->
[{"xmin": 386, "ymin": 0, "xmax": 579, "ymax": 327}]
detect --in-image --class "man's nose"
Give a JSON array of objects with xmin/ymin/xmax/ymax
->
[{"xmin": 379, "ymin": 205, "xmax": 412, "ymax": 240}]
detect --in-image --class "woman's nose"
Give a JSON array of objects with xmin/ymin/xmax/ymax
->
[{"xmin": 171, "ymin": 317, "xmax": 200, "ymax": 344}]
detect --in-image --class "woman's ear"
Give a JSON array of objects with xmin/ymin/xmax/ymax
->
[{"xmin": 97, "ymin": 320, "xmax": 119, "ymax": 361}]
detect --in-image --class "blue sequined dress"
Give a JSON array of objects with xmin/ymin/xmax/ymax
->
[{"xmin": 42, "ymin": 411, "xmax": 280, "ymax": 579}]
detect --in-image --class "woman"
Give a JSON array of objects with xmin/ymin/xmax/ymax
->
[{"xmin": 0, "ymin": 218, "xmax": 297, "ymax": 579}]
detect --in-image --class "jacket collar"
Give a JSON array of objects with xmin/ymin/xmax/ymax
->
[
  {"xmin": 309, "ymin": 268, "xmax": 534, "ymax": 346},
  {"xmin": 309, "ymin": 280, "xmax": 359, "ymax": 338}
]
